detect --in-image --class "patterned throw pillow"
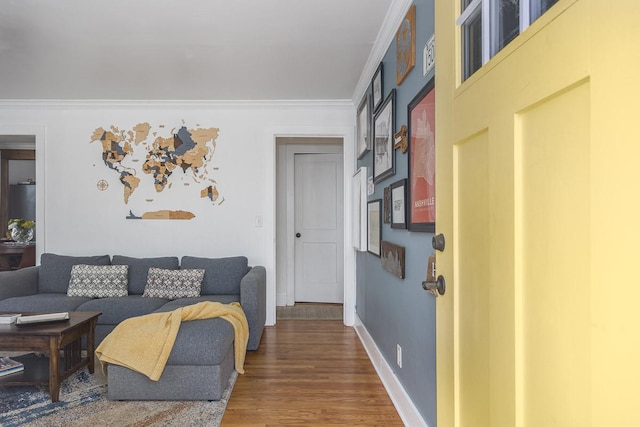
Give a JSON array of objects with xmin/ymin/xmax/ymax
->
[
  {"xmin": 143, "ymin": 268, "xmax": 205, "ymax": 299},
  {"xmin": 67, "ymin": 264, "xmax": 129, "ymax": 298}
]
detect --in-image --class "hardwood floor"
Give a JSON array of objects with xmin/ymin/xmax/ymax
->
[{"xmin": 222, "ymin": 320, "xmax": 404, "ymax": 427}]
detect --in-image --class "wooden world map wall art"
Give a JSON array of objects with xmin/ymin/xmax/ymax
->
[{"xmin": 90, "ymin": 120, "xmax": 224, "ymax": 220}]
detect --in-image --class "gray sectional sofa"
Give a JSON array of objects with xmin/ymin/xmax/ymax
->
[{"xmin": 0, "ymin": 253, "xmax": 266, "ymax": 400}]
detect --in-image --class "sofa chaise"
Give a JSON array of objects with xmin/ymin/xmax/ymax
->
[{"xmin": 0, "ymin": 253, "xmax": 266, "ymax": 400}]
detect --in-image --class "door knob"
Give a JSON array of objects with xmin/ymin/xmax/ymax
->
[
  {"xmin": 422, "ymin": 275, "xmax": 446, "ymax": 297},
  {"xmin": 295, "ymin": 233, "xmax": 301, "ymax": 238}
]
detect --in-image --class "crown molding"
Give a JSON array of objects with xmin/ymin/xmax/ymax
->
[
  {"xmin": 0, "ymin": 99, "xmax": 356, "ymax": 110},
  {"xmin": 351, "ymin": 0, "xmax": 413, "ymax": 103}
]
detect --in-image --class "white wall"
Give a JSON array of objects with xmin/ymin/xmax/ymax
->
[{"xmin": 0, "ymin": 100, "xmax": 356, "ymax": 325}]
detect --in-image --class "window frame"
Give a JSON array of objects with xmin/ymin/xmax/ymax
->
[
  {"xmin": 458, "ymin": 0, "xmax": 554, "ymax": 81},
  {"xmin": 461, "ymin": 5, "xmax": 482, "ymax": 80}
]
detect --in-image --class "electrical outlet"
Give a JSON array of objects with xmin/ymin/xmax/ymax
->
[{"xmin": 396, "ymin": 344, "xmax": 402, "ymax": 368}]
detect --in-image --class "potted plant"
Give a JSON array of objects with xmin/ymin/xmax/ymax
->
[{"xmin": 7, "ymin": 218, "xmax": 35, "ymax": 243}]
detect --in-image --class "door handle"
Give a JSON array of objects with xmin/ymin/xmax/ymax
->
[
  {"xmin": 422, "ymin": 275, "xmax": 446, "ymax": 297},
  {"xmin": 296, "ymin": 233, "xmax": 301, "ymax": 238}
]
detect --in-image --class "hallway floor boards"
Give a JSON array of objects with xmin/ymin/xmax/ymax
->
[{"xmin": 222, "ymin": 320, "xmax": 404, "ymax": 426}]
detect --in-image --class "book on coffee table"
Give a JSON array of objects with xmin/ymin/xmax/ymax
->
[
  {"xmin": 0, "ymin": 313, "xmax": 21, "ymax": 324},
  {"xmin": 0, "ymin": 356, "xmax": 24, "ymax": 377},
  {"xmin": 15, "ymin": 312, "xmax": 70, "ymax": 325}
]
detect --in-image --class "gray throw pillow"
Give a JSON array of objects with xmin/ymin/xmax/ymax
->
[
  {"xmin": 142, "ymin": 268, "xmax": 205, "ymax": 299},
  {"xmin": 67, "ymin": 264, "xmax": 129, "ymax": 298}
]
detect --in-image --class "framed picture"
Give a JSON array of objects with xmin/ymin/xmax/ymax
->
[
  {"xmin": 381, "ymin": 241, "xmax": 406, "ymax": 279},
  {"xmin": 356, "ymin": 93, "xmax": 371, "ymax": 160},
  {"xmin": 352, "ymin": 167, "xmax": 368, "ymax": 251},
  {"xmin": 390, "ymin": 178, "xmax": 407, "ymax": 229},
  {"xmin": 383, "ymin": 186, "xmax": 391, "ymax": 224},
  {"xmin": 371, "ymin": 62, "xmax": 384, "ymax": 113},
  {"xmin": 396, "ymin": 4, "xmax": 416, "ymax": 85},
  {"xmin": 408, "ymin": 77, "xmax": 436, "ymax": 232},
  {"xmin": 373, "ymin": 89, "xmax": 396, "ymax": 184},
  {"xmin": 367, "ymin": 199, "xmax": 382, "ymax": 257}
]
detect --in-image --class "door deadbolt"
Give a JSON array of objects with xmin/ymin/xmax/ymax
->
[
  {"xmin": 432, "ymin": 234, "xmax": 445, "ymax": 252},
  {"xmin": 295, "ymin": 233, "xmax": 301, "ymax": 238}
]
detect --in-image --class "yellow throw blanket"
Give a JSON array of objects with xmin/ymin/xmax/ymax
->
[{"xmin": 95, "ymin": 301, "xmax": 249, "ymax": 381}]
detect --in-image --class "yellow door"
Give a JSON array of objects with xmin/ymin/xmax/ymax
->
[{"xmin": 435, "ymin": 1, "xmax": 640, "ymax": 426}]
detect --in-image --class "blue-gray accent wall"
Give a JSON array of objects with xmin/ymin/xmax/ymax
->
[{"xmin": 355, "ymin": 1, "xmax": 436, "ymax": 424}]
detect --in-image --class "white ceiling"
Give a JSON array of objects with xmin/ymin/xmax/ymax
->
[{"xmin": 0, "ymin": 0, "xmax": 395, "ymax": 102}]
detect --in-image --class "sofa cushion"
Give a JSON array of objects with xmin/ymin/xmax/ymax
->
[
  {"xmin": 112, "ymin": 256, "xmax": 180, "ymax": 295},
  {"xmin": 76, "ymin": 295, "xmax": 169, "ymax": 325},
  {"xmin": 156, "ymin": 295, "xmax": 240, "ymax": 312},
  {"xmin": 0, "ymin": 293, "xmax": 92, "ymax": 312},
  {"xmin": 39, "ymin": 253, "xmax": 111, "ymax": 294},
  {"xmin": 143, "ymin": 268, "xmax": 205, "ymax": 299},
  {"xmin": 166, "ymin": 318, "xmax": 235, "ymax": 365},
  {"xmin": 67, "ymin": 264, "xmax": 129, "ymax": 298},
  {"xmin": 180, "ymin": 256, "xmax": 249, "ymax": 295}
]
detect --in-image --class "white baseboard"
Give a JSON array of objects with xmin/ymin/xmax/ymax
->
[
  {"xmin": 276, "ymin": 293, "xmax": 287, "ymax": 307},
  {"xmin": 353, "ymin": 314, "xmax": 430, "ymax": 427}
]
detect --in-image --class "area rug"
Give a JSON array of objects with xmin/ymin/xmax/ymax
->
[
  {"xmin": 276, "ymin": 303, "xmax": 343, "ymax": 320},
  {"xmin": 0, "ymin": 367, "xmax": 237, "ymax": 427}
]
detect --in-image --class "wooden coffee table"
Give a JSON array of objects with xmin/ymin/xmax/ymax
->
[{"xmin": 0, "ymin": 311, "xmax": 101, "ymax": 402}]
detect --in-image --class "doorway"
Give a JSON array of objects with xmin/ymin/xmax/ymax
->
[
  {"xmin": 0, "ymin": 134, "xmax": 37, "ymax": 270},
  {"xmin": 1, "ymin": 148, "xmax": 36, "ymax": 236},
  {"xmin": 0, "ymin": 126, "xmax": 46, "ymax": 269},
  {"xmin": 275, "ymin": 137, "xmax": 344, "ymax": 310}
]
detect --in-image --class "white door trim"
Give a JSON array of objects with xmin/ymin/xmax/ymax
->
[
  {"xmin": 0, "ymin": 124, "xmax": 46, "ymax": 261},
  {"xmin": 267, "ymin": 125, "xmax": 356, "ymax": 326}
]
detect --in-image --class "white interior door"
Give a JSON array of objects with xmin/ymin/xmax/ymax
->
[{"xmin": 294, "ymin": 153, "xmax": 343, "ymax": 303}]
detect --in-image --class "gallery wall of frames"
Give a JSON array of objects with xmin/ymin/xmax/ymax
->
[
  {"xmin": 353, "ymin": 1, "xmax": 437, "ymax": 424},
  {"xmin": 354, "ymin": 3, "xmax": 436, "ymax": 271}
]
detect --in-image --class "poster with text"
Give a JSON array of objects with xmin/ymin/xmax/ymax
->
[{"xmin": 408, "ymin": 78, "xmax": 435, "ymax": 231}]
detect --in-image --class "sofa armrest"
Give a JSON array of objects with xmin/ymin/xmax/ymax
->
[
  {"xmin": 240, "ymin": 266, "xmax": 266, "ymax": 351},
  {"xmin": 0, "ymin": 266, "xmax": 39, "ymax": 301}
]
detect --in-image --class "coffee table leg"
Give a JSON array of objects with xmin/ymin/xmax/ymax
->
[
  {"xmin": 49, "ymin": 337, "xmax": 60, "ymax": 402},
  {"xmin": 87, "ymin": 319, "xmax": 96, "ymax": 374}
]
